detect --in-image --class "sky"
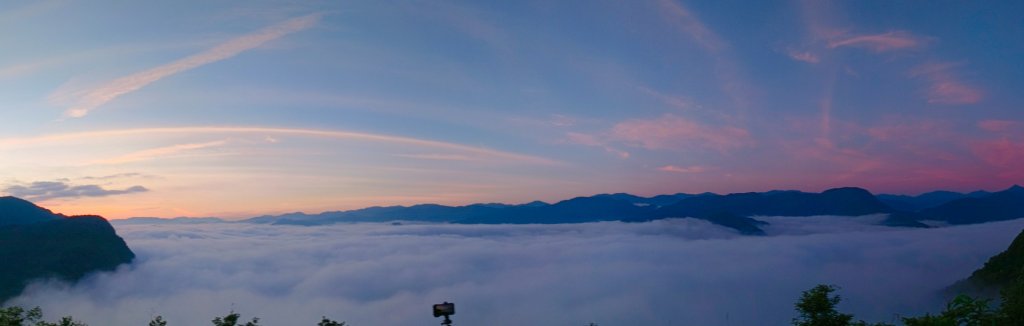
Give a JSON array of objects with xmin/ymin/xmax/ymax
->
[
  {"xmin": 9, "ymin": 217, "xmax": 1024, "ymax": 325},
  {"xmin": 1, "ymin": 1, "xmax": 1022, "ymax": 218}
]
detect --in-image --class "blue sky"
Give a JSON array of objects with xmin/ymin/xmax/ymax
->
[{"xmin": 1, "ymin": 1, "xmax": 1022, "ymax": 218}]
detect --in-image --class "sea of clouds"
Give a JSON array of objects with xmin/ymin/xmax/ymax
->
[{"xmin": 6, "ymin": 215, "xmax": 1024, "ymax": 325}]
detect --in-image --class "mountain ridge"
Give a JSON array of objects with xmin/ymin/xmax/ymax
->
[
  {"xmin": 113, "ymin": 185, "xmax": 1024, "ymax": 234},
  {"xmin": 946, "ymin": 225, "xmax": 1024, "ymax": 299},
  {"xmin": 0, "ymin": 198, "xmax": 136, "ymax": 302}
]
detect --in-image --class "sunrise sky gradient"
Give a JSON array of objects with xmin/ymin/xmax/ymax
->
[{"xmin": 1, "ymin": 1, "xmax": 1022, "ymax": 218}]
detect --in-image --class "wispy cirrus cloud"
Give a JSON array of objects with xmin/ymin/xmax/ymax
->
[
  {"xmin": 827, "ymin": 31, "xmax": 926, "ymax": 52},
  {"xmin": 611, "ymin": 114, "xmax": 751, "ymax": 152},
  {"xmin": 563, "ymin": 132, "xmax": 630, "ymax": 159},
  {"xmin": 416, "ymin": 2, "xmax": 511, "ymax": 54},
  {"xmin": 658, "ymin": 165, "xmax": 707, "ymax": 173},
  {"xmin": 636, "ymin": 86, "xmax": 694, "ymax": 111},
  {"xmin": 94, "ymin": 140, "xmax": 229, "ymax": 165},
  {"xmin": 392, "ymin": 153, "xmax": 479, "ymax": 162},
  {"xmin": 0, "ymin": 0, "xmax": 65, "ymax": 24},
  {"xmin": 653, "ymin": 0, "xmax": 752, "ymax": 109},
  {"xmin": 3, "ymin": 181, "xmax": 148, "ymax": 201},
  {"xmin": 909, "ymin": 62, "xmax": 983, "ymax": 105},
  {"xmin": 654, "ymin": 0, "xmax": 724, "ymax": 52},
  {"xmin": 53, "ymin": 13, "xmax": 322, "ymax": 118},
  {"xmin": 0, "ymin": 126, "xmax": 561, "ymax": 166},
  {"xmin": 80, "ymin": 173, "xmax": 149, "ymax": 180}
]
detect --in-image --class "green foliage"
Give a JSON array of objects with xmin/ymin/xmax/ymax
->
[
  {"xmin": 148, "ymin": 316, "xmax": 167, "ymax": 326},
  {"xmin": 35, "ymin": 316, "xmax": 88, "ymax": 326},
  {"xmin": 999, "ymin": 272, "xmax": 1024, "ymax": 325},
  {"xmin": 791, "ymin": 279, "xmax": 1024, "ymax": 326},
  {"xmin": 792, "ymin": 284, "xmax": 855, "ymax": 326},
  {"xmin": 2, "ymin": 307, "xmax": 350, "ymax": 326},
  {"xmin": 317, "ymin": 317, "xmax": 346, "ymax": 326},
  {"xmin": 0, "ymin": 306, "xmax": 41, "ymax": 326},
  {"xmin": 901, "ymin": 295, "xmax": 998, "ymax": 326},
  {"xmin": 0, "ymin": 306, "xmax": 86, "ymax": 326},
  {"xmin": 967, "ymin": 228, "xmax": 1024, "ymax": 286},
  {"xmin": 789, "ymin": 283, "xmax": 1024, "ymax": 326},
  {"xmin": 211, "ymin": 311, "xmax": 259, "ymax": 326}
]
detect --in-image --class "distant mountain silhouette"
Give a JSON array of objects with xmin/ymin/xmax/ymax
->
[
  {"xmin": 124, "ymin": 185, "xmax": 1024, "ymax": 233},
  {"xmin": 649, "ymin": 187, "xmax": 892, "ymax": 219},
  {"xmin": 624, "ymin": 187, "xmax": 901, "ymax": 234},
  {"xmin": 590, "ymin": 192, "xmax": 710, "ymax": 208},
  {"xmin": 877, "ymin": 190, "xmax": 992, "ymax": 212},
  {"xmin": 0, "ymin": 197, "xmax": 135, "ymax": 302},
  {"xmin": 235, "ymin": 187, "xmax": 939, "ymax": 235},
  {"xmin": 458, "ymin": 195, "xmax": 654, "ymax": 224},
  {"xmin": 918, "ymin": 185, "xmax": 1024, "ymax": 224}
]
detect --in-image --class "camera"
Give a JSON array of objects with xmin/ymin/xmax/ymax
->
[{"xmin": 433, "ymin": 302, "xmax": 455, "ymax": 317}]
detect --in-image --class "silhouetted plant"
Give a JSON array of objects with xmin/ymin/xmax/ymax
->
[
  {"xmin": 1, "ymin": 306, "xmax": 351, "ymax": 326},
  {"xmin": 901, "ymin": 294, "xmax": 998, "ymax": 326},
  {"xmin": 0, "ymin": 306, "xmax": 86, "ymax": 326},
  {"xmin": 999, "ymin": 272, "xmax": 1024, "ymax": 325},
  {"xmin": 793, "ymin": 284, "xmax": 855, "ymax": 326},
  {"xmin": 0, "ymin": 306, "xmax": 42, "ymax": 326},
  {"xmin": 792, "ymin": 285, "xmax": 894, "ymax": 326},
  {"xmin": 148, "ymin": 316, "xmax": 167, "ymax": 326},
  {"xmin": 211, "ymin": 311, "xmax": 259, "ymax": 326},
  {"xmin": 36, "ymin": 316, "xmax": 88, "ymax": 326},
  {"xmin": 317, "ymin": 317, "xmax": 346, "ymax": 326}
]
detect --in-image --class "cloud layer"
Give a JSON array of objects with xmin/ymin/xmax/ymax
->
[
  {"xmin": 7, "ymin": 217, "xmax": 1024, "ymax": 325},
  {"xmin": 3, "ymin": 181, "xmax": 148, "ymax": 201}
]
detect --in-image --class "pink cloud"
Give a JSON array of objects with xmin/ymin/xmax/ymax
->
[
  {"xmin": 611, "ymin": 114, "xmax": 751, "ymax": 152},
  {"xmin": 827, "ymin": 31, "xmax": 925, "ymax": 52},
  {"xmin": 786, "ymin": 137, "xmax": 884, "ymax": 182},
  {"xmin": 563, "ymin": 132, "xmax": 630, "ymax": 159},
  {"xmin": 972, "ymin": 138, "xmax": 1024, "ymax": 168},
  {"xmin": 968, "ymin": 123, "xmax": 1022, "ymax": 176},
  {"xmin": 780, "ymin": 116, "xmax": 968, "ymax": 186},
  {"xmin": 776, "ymin": 114, "xmax": 1020, "ymax": 192},
  {"xmin": 786, "ymin": 48, "xmax": 820, "ymax": 64},
  {"xmin": 927, "ymin": 80, "xmax": 983, "ymax": 105},
  {"xmin": 978, "ymin": 120, "xmax": 1022, "ymax": 133},
  {"xmin": 658, "ymin": 165, "xmax": 707, "ymax": 173},
  {"xmin": 564, "ymin": 132, "xmax": 604, "ymax": 147},
  {"xmin": 866, "ymin": 120, "xmax": 942, "ymax": 141},
  {"xmin": 909, "ymin": 62, "xmax": 983, "ymax": 105}
]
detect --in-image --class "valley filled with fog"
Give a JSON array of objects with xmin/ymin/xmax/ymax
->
[{"xmin": 8, "ymin": 216, "xmax": 1024, "ymax": 325}]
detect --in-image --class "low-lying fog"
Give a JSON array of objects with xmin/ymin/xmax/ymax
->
[{"xmin": 8, "ymin": 215, "xmax": 1024, "ymax": 325}]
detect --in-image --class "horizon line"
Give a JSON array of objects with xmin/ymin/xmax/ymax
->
[{"xmin": 12, "ymin": 183, "xmax": 1016, "ymax": 220}]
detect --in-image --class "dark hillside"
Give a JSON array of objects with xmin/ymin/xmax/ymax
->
[{"xmin": 0, "ymin": 199, "xmax": 135, "ymax": 302}]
